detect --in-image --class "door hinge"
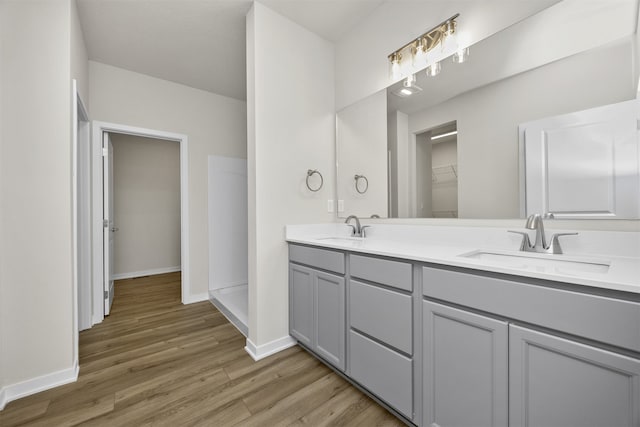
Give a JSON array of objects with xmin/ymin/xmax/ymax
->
[
  {"xmin": 103, "ymin": 219, "xmax": 108, "ymax": 228},
  {"xmin": 102, "ymin": 147, "xmax": 108, "ymax": 157},
  {"xmin": 104, "ymin": 290, "xmax": 108, "ymax": 299}
]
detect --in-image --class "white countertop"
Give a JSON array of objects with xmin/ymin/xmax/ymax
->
[{"xmin": 286, "ymin": 224, "xmax": 640, "ymax": 295}]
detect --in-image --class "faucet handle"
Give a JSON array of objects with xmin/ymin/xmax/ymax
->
[
  {"xmin": 360, "ymin": 225, "xmax": 371, "ymax": 238},
  {"xmin": 346, "ymin": 224, "xmax": 356, "ymax": 236},
  {"xmin": 508, "ymin": 230, "xmax": 532, "ymax": 251},
  {"xmin": 546, "ymin": 232, "xmax": 578, "ymax": 254}
]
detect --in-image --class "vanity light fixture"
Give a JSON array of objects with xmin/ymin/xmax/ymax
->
[{"xmin": 388, "ymin": 13, "xmax": 468, "ymax": 81}]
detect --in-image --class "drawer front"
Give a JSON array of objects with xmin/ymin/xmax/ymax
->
[
  {"xmin": 350, "ymin": 280, "xmax": 412, "ymax": 354},
  {"xmin": 289, "ymin": 244, "xmax": 345, "ymax": 274},
  {"xmin": 350, "ymin": 254, "xmax": 412, "ymax": 291},
  {"xmin": 423, "ymin": 266, "xmax": 640, "ymax": 353},
  {"xmin": 349, "ymin": 330, "xmax": 413, "ymax": 419}
]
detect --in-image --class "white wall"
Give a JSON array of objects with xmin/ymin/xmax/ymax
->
[
  {"xmin": 0, "ymin": 0, "xmax": 78, "ymax": 398},
  {"xmin": 0, "ymin": 0, "xmax": 5, "ymax": 398},
  {"xmin": 408, "ymin": 40, "xmax": 636, "ymax": 219},
  {"xmin": 336, "ymin": 89, "xmax": 387, "ymax": 218},
  {"xmin": 111, "ymin": 134, "xmax": 181, "ymax": 278},
  {"xmin": 71, "ymin": 0, "xmax": 89, "ymax": 107},
  {"xmin": 89, "ymin": 61, "xmax": 247, "ymax": 301},
  {"xmin": 208, "ymin": 156, "xmax": 248, "ymax": 291},
  {"xmin": 247, "ymin": 2, "xmax": 335, "ymax": 348}
]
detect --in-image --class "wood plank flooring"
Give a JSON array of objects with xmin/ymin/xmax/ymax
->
[{"xmin": 0, "ymin": 272, "xmax": 403, "ymax": 426}]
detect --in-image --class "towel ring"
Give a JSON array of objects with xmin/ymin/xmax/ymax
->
[
  {"xmin": 354, "ymin": 174, "xmax": 369, "ymax": 194},
  {"xmin": 306, "ymin": 169, "xmax": 323, "ymax": 192}
]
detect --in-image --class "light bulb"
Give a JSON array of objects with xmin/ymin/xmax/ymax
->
[
  {"xmin": 426, "ymin": 61, "xmax": 441, "ymax": 77},
  {"xmin": 403, "ymin": 74, "xmax": 416, "ymax": 88},
  {"xmin": 389, "ymin": 52, "xmax": 403, "ymax": 81},
  {"xmin": 412, "ymin": 39, "xmax": 427, "ymax": 69},
  {"xmin": 452, "ymin": 47, "xmax": 469, "ymax": 63}
]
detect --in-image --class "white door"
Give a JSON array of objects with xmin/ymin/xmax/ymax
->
[
  {"xmin": 103, "ymin": 132, "xmax": 115, "ymax": 315},
  {"xmin": 520, "ymin": 99, "xmax": 640, "ymax": 219}
]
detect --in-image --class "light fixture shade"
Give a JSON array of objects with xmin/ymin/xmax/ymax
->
[
  {"xmin": 389, "ymin": 52, "xmax": 403, "ymax": 80},
  {"xmin": 452, "ymin": 47, "xmax": 469, "ymax": 63},
  {"xmin": 440, "ymin": 27, "xmax": 458, "ymax": 56},
  {"xmin": 403, "ymin": 73, "xmax": 416, "ymax": 88},
  {"xmin": 412, "ymin": 38, "xmax": 428, "ymax": 69},
  {"xmin": 426, "ymin": 62, "xmax": 441, "ymax": 77}
]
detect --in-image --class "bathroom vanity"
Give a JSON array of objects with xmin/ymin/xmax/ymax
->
[{"xmin": 287, "ymin": 224, "xmax": 640, "ymax": 427}]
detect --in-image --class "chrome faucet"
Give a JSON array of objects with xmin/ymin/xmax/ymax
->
[
  {"xmin": 345, "ymin": 215, "xmax": 362, "ymax": 237},
  {"xmin": 509, "ymin": 213, "xmax": 577, "ymax": 254}
]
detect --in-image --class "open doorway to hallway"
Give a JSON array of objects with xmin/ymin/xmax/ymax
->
[
  {"xmin": 88, "ymin": 121, "xmax": 190, "ymax": 328},
  {"xmin": 109, "ymin": 133, "xmax": 181, "ymax": 286}
]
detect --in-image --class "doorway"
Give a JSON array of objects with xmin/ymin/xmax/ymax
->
[
  {"xmin": 90, "ymin": 121, "xmax": 190, "ymax": 325},
  {"xmin": 415, "ymin": 121, "xmax": 458, "ymax": 218},
  {"xmin": 109, "ymin": 134, "xmax": 181, "ymax": 283}
]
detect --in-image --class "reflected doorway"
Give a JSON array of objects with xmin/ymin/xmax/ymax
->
[{"xmin": 415, "ymin": 121, "xmax": 458, "ymax": 218}]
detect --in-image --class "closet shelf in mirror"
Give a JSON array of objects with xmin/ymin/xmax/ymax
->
[{"xmin": 432, "ymin": 164, "xmax": 458, "ymax": 184}]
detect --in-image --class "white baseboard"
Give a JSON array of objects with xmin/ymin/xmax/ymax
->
[
  {"xmin": 244, "ymin": 335, "xmax": 297, "ymax": 361},
  {"xmin": 210, "ymin": 279, "xmax": 248, "ymax": 290},
  {"xmin": 0, "ymin": 362, "xmax": 78, "ymax": 410},
  {"xmin": 183, "ymin": 292, "xmax": 209, "ymax": 305},
  {"xmin": 0, "ymin": 387, "xmax": 6, "ymax": 411},
  {"xmin": 112, "ymin": 266, "xmax": 181, "ymax": 280}
]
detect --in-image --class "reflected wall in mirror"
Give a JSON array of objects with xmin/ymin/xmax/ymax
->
[{"xmin": 336, "ymin": 0, "xmax": 640, "ymax": 219}]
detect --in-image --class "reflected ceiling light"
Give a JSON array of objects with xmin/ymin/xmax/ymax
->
[
  {"xmin": 388, "ymin": 13, "xmax": 467, "ymax": 81},
  {"xmin": 431, "ymin": 130, "xmax": 457, "ymax": 140},
  {"xmin": 392, "ymin": 82, "xmax": 422, "ymax": 98}
]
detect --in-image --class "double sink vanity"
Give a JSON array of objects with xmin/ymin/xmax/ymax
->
[{"xmin": 286, "ymin": 222, "xmax": 640, "ymax": 427}]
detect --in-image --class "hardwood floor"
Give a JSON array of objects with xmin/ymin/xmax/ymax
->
[{"xmin": 0, "ymin": 272, "xmax": 403, "ymax": 426}]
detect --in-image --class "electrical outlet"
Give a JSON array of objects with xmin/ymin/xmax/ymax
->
[
  {"xmin": 327, "ymin": 199, "xmax": 334, "ymax": 212},
  {"xmin": 338, "ymin": 200, "xmax": 345, "ymax": 212}
]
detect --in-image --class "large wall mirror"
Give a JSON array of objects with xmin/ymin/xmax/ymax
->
[{"xmin": 336, "ymin": 1, "xmax": 640, "ymax": 219}]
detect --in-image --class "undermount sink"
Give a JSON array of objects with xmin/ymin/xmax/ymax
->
[{"xmin": 459, "ymin": 250, "xmax": 610, "ymax": 275}]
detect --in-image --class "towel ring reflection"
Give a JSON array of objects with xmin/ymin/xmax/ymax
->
[
  {"xmin": 354, "ymin": 174, "xmax": 369, "ymax": 194},
  {"xmin": 306, "ymin": 169, "xmax": 323, "ymax": 192}
]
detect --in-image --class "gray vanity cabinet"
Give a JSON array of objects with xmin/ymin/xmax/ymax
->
[
  {"xmin": 509, "ymin": 324, "xmax": 640, "ymax": 427},
  {"xmin": 289, "ymin": 263, "xmax": 314, "ymax": 347},
  {"xmin": 422, "ymin": 300, "xmax": 508, "ymax": 427},
  {"xmin": 348, "ymin": 254, "xmax": 414, "ymax": 420},
  {"xmin": 289, "ymin": 245, "xmax": 346, "ymax": 371}
]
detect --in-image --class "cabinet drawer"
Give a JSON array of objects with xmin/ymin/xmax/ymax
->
[
  {"xmin": 350, "ymin": 280, "xmax": 412, "ymax": 354},
  {"xmin": 350, "ymin": 254, "xmax": 412, "ymax": 291},
  {"xmin": 423, "ymin": 266, "xmax": 640, "ymax": 352},
  {"xmin": 349, "ymin": 330, "xmax": 412, "ymax": 419},
  {"xmin": 289, "ymin": 244, "xmax": 345, "ymax": 274}
]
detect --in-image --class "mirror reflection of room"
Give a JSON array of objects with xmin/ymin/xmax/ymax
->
[
  {"xmin": 336, "ymin": 1, "xmax": 639, "ymax": 220},
  {"xmin": 415, "ymin": 122, "xmax": 458, "ymax": 218}
]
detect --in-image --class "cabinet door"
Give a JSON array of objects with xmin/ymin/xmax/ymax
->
[
  {"xmin": 289, "ymin": 263, "xmax": 313, "ymax": 347},
  {"xmin": 423, "ymin": 301, "xmax": 508, "ymax": 427},
  {"xmin": 315, "ymin": 271, "xmax": 345, "ymax": 371},
  {"xmin": 509, "ymin": 325, "xmax": 640, "ymax": 427}
]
